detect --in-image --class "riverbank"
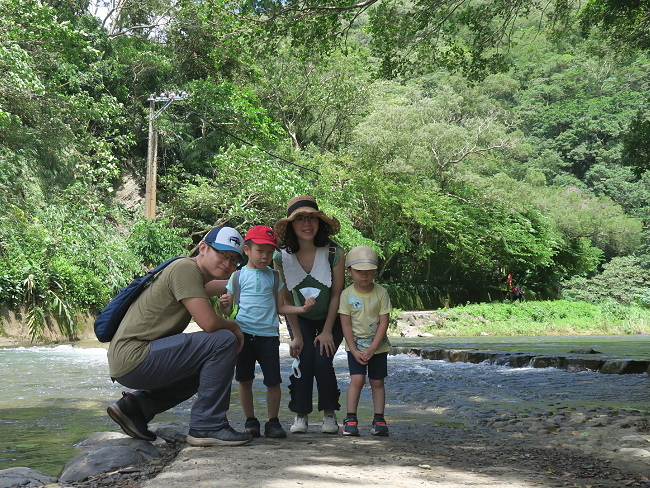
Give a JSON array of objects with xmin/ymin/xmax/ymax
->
[{"xmin": 57, "ymin": 403, "xmax": 650, "ymax": 488}]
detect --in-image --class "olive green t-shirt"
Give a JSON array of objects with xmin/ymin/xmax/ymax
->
[{"xmin": 107, "ymin": 258, "xmax": 206, "ymax": 378}]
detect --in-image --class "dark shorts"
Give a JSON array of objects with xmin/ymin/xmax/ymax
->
[
  {"xmin": 235, "ymin": 334, "xmax": 281, "ymax": 386},
  {"xmin": 347, "ymin": 351, "xmax": 388, "ymax": 380}
]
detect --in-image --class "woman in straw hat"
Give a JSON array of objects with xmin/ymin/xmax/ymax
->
[{"xmin": 273, "ymin": 195, "xmax": 345, "ymax": 434}]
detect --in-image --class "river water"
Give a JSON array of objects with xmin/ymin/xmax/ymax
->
[{"xmin": 1, "ymin": 337, "xmax": 649, "ymax": 477}]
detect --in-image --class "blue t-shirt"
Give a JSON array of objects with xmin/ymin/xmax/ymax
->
[{"xmin": 226, "ymin": 266, "xmax": 284, "ymax": 336}]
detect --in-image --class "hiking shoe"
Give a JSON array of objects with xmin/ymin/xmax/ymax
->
[
  {"xmin": 290, "ymin": 414, "xmax": 308, "ymax": 433},
  {"xmin": 342, "ymin": 417, "xmax": 360, "ymax": 436},
  {"xmin": 244, "ymin": 417, "xmax": 261, "ymax": 438},
  {"xmin": 321, "ymin": 412, "xmax": 339, "ymax": 434},
  {"xmin": 264, "ymin": 418, "xmax": 287, "ymax": 438},
  {"xmin": 107, "ymin": 391, "xmax": 156, "ymax": 441},
  {"xmin": 371, "ymin": 418, "xmax": 389, "ymax": 437},
  {"xmin": 186, "ymin": 425, "xmax": 252, "ymax": 446}
]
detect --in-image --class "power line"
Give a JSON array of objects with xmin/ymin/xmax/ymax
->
[{"xmin": 181, "ymin": 110, "xmax": 320, "ymax": 175}]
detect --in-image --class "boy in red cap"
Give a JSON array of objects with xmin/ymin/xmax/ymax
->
[{"xmin": 220, "ymin": 225, "xmax": 315, "ymax": 438}]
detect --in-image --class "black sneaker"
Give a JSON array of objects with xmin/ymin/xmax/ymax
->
[
  {"xmin": 371, "ymin": 418, "xmax": 389, "ymax": 437},
  {"xmin": 264, "ymin": 418, "xmax": 287, "ymax": 438},
  {"xmin": 186, "ymin": 425, "xmax": 253, "ymax": 446},
  {"xmin": 245, "ymin": 417, "xmax": 261, "ymax": 438},
  {"xmin": 107, "ymin": 391, "xmax": 156, "ymax": 441},
  {"xmin": 343, "ymin": 417, "xmax": 360, "ymax": 436}
]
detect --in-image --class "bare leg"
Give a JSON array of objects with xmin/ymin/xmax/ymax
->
[
  {"xmin": 346, "ymin": 374, "xmax": 366, "ymax": 414},
  {"xmin": 238, "ymin": 380, "xmax": 254, "ymax": 419},
  {"xmin": 266, "ymin": 384, "xmax": 281, "ymax": 419},
  {"xmin": 369, "ymin": 378, "xmax": 385, "ymax": 415}
]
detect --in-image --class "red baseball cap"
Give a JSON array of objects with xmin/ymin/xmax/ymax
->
[{"xmin": 244, "ymin": 225, "xmax": 279, "ymax": 250}]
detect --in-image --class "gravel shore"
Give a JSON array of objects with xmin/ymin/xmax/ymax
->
[{"xmin": 60, "ymin": 350, "xmax": 649, "ymax": 488}]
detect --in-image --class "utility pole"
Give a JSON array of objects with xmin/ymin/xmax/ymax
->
[{"xmin": 144, "ymin": 91, "xmax": 189, "ymax": 219}]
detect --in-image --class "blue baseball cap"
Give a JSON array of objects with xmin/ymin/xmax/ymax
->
[{"xmin": 204, "ymin": 226, "xmax": 244, "ymax": 257}]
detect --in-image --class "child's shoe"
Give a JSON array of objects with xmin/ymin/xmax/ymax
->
[
  {"xmin": 371, "ymin": 418, "xmax": 389, "ymax": 436},
  {"xmin": 244, "ymin": 417, "xmax": 261, "ymax": 438},
  {"xmin": 264, "ymin": 418, "xmax": 287, "ymax": 438},
  {"xmin": 342, "ymin": 417, "xmax": 360, "ymax": 436},
  {"xmin": 290, "ymin": 414, "xmax": 308, "ymax": 433},
  {"xmin": 321, "ymin": 412, "xmax": 339, "ymax": 434}
]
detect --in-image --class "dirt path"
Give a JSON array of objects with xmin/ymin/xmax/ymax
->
[{"xmin": 139, "ymin": 412, "xmax": 648, "ymax": 488}]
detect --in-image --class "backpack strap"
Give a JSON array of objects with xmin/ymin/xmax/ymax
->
[
  {"xmin": 328, "ymin": 239, "xmax": 337, "ymax": 268},
  {"xmin": 231, "ymin": 270, "xmax": 242, "ymax": 306},
  {"xmin": 272, "ymin": 269, "xmax": 280, "ymax": 295}
]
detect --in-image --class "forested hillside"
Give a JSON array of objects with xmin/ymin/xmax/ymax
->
[{"xmin": 1, "ymin": 0, "xmax": 649, "ymax": 339}]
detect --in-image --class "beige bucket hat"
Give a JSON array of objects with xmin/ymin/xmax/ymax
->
[{"xmin": 274, "ymin": 195, "xmax": 340, "ymax": 239}]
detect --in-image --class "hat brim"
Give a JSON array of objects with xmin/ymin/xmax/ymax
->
[
  {"xmin": 247, "ymin": 239, "xmax": 280, "ymax": 251},
  {"xmin": 349, "ymin": 262, "xmax": 377, "ymax": 270},
  {"xmin": 210, "ymin": 243, "xmax": 243, "ymax": 257},
  {"xmin": 274, "ymin": 207, "xmax": 340, "ymax": 240}
]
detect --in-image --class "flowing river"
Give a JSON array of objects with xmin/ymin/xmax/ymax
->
[{"xmin": 1, "ymin": 337, "xmax": 649, "ymax": 477}]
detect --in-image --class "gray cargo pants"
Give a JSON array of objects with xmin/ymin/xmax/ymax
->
[{"xmin": 114, "ymin": 329, "xmax": 237, "ymax": 430}]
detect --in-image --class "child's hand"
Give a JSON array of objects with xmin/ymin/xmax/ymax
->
[
  {"xmin": 360, "ymin": 346, "xmax": 376, "ymax": 362},
  {"xmin": 301, "ymin": 296, "xmax": 316, "ymax": 312},
  {"xmin": 219, "ymin": 292, "xmax": 232, "ymax": 312},
  {"xmin": 352, "ymin": 349, "xmax": 368, "ymax": 365}
]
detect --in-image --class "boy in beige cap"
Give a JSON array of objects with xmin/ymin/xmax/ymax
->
[{"xmin": 338, "ymin": 245, "xmax": 392, "ymax": 436}]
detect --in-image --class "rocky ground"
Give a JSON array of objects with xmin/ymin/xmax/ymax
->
[
  {"xmin": 56, "ymin": 410, "xmax": 649, "ymax": 488},
  {"xmin": 50, "ymin": 378, "xmax": 650, "ymax": 488}
]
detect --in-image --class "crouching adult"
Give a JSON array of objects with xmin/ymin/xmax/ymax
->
[{"xmin": 106, "ymin": 226, "xmax": 252, "ymax": 446}]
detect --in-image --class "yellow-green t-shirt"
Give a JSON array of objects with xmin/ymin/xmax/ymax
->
[
  {"xmin": 107, "ymin": 258, "xmax": 206, "ymax": 378},
  {"xmin": 338, "ymin": 283, "xmax": 392, "ymax": 354}
]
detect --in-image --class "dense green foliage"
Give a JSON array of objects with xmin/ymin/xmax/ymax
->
[{"xmin": 1, "ymin": 0, "xmax": 649, "ymax": 340}]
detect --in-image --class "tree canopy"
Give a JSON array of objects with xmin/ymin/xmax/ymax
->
[{"xmin": 1, "ymin": 0, "xmax": 650, "ymax": 338}]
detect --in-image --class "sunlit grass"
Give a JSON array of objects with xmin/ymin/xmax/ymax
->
[{"xmin": 392, "ymin": 300, "xmax": 650, "ymax": 337}]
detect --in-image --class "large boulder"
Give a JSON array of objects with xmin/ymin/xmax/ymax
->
[
  {"xmin": 58, "ymin": 437, "xmax": 161, "ymax": 483},
  {"xmin": 0, "ymin": 467, "xmax": 55, "ymax": 488}
]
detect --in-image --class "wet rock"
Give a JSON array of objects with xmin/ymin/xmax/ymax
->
[
  {"xmin": 0, "ymin": 467, "xmax": 55, "ymax": 488},
  {"xmin": 565, "ymin": 357, "xmax": 605, "ymax": 372},
  {"xmin": 568, "ymin": 348, "xmax": 601, "ymax": 354},
  {"xmin": 600, "ymin": 360, "xmax": 650, "ymax": 374},
  {"xmin": 393, "ymin": 346, "xmax": 650, "ymax": 374},
  {"xmin": 59, "ymin": 439, "xmax": 162, "ymax": 483},
  {"xmin": 492, "ymin": 353, "xmax": 534, "ymax": 368},
  {"xmin": 530, "ymin": 356, "xmax": 565, "ymax": 369},
  {"xmin": 419, "ymin": 349, "xmax": 445, "ymax": 361}
]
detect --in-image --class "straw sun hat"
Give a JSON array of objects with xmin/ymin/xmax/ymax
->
[{"xmin": 274, "ymin": 195, "xmax": 341, "ymax": 239}]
